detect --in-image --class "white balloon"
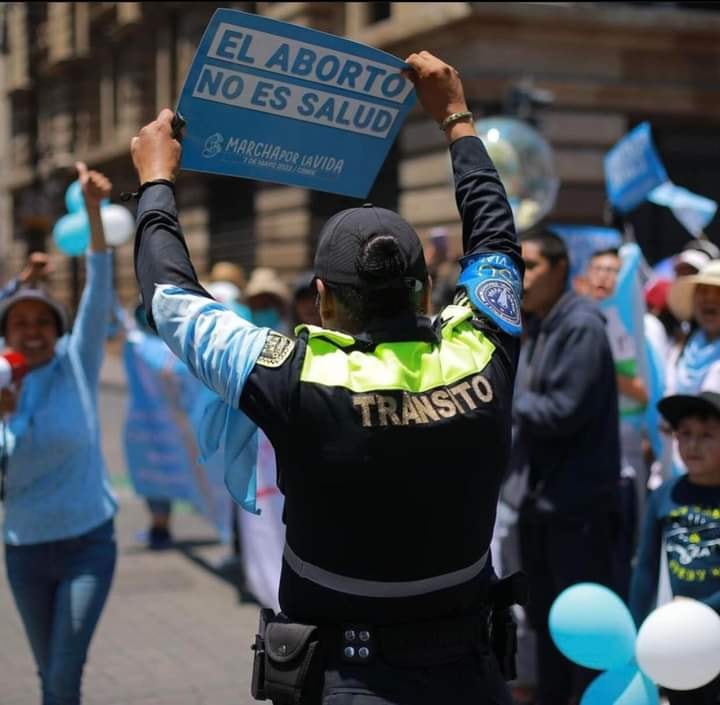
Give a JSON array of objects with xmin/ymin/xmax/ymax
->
[
  {"xmin": 636, "ymin": 599, "xmax": 720, "ymax": 690},
  {"xmin": 100, "ymin": 204, "xmax": 135, "ymax": 247}
]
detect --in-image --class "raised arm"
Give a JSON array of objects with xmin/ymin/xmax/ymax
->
[
  {"xmin": 130, "ymin": 110, "xmax": 268, "ymax": 408},
  {"xmin": 404, "ymin": 52, "xmax": 522, "ymax": 336},
  {"xmin": 0, "ymin": 253, "xmax": 53, "ymax": 302},
  {"xmin": 67, "ymin": 163, "xmax": 113, "ymax": 383}
]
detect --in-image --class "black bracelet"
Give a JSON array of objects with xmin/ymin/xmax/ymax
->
[{"xmin": 120, "ymin": 179, "xmax": 176, "ymax": 202}]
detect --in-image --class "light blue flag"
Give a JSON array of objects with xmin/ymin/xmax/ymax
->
[
  {"xmin": 598, "ymin": 244, "xmax": 664, "ymax": 456},
  {"xmin": 647, "ymin": 181, "xmax": 718, "ymax": 237},
  {"xmin": 605, "ymin": 122, "xmax": 668, "ymax": 213},
  {"xmin": 550, "ymin": 224, "xmax": 623, "ymax": 287},
  {"xmin": 643, "ymin": 337, "xmax": 665, "ymax": 460},
  {"xmin": 123, "ymin": 333, "xmax": 233, "ymax": 539},
  {"xmin": 176, "ymin": 8, "xmax": 416, "ymax": 197}
]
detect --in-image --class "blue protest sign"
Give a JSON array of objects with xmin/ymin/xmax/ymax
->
[
  {"xmin": 549, "ymin": 224, "xmax": 623, "ymax": 286},
  {"xmin": 605, "ymin": 122, "xmax": 668, "ymax": 213},
  {"xmin": 176, "ymin": 9, "xmax": 415, "ymax": 197}
]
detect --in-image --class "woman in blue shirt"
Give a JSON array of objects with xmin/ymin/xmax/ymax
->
[{"xmin": 0, "ymin": 163, "xmax": 116, "ymax": 705}]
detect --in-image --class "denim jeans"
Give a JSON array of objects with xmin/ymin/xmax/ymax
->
[{"xmin": 5, "ymin": 519, "xmax": 117, "ymax": 705}]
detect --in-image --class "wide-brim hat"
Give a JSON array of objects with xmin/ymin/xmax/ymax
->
[
  {"xmin": 658, "ymin": 391, "xmax": 720, "ymax": 428},
  {"xmin": 674, "ymin": 248, "xmax": 711, "ymax": 275},
  {"xmin": 667, "ymin": 260, "xmax": 720, "ymax": 321},
  {"xmin": 245, "ymin": 268, "xmax": 290, "ymax": 305},
  {"xmin": 210, "ymin": 261, "xmax": 246, "ymax": 290},
  {"xmin": 0, "ymin": 287, "xmax": 69, "ymax": 336}
]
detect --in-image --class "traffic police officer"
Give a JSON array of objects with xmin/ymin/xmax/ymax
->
[{"xmin": 131, "ymin": 51, "xmax": 523, "ymax": 705}]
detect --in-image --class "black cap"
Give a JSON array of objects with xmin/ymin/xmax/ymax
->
[
  {"xmin": 0, "ymin": 287, "xmax": 69, "ymax": 337},
  {"xmin": 658, "ymin": 391, "xmax": 720, "ymax": 428},
  {"xmin": 313, "ymin": 204, "xmax": 427, "ymax": 290}
]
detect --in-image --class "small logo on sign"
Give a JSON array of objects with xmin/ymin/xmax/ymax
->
[
  {"xmin": 202, "ymin": 133, "xmax": 224, "ymax": 158},
  {"xmin": 475, "ymin": 280, "xmax": 520, "ymax": 326}
]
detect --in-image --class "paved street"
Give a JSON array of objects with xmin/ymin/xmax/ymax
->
[{"xmin": 0, "ymin": 354, "xmax": 261, "ymax": 705}]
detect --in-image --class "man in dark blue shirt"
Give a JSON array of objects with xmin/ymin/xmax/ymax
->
[{"xmin": 512, "ymin": 230, "xmax": 623, "ymax": 705}]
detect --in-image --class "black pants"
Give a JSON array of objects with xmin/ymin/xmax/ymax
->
[
  {"xmin": 518, "ymin": 504, "xmax": 624, "ymax": 705},
  {"xmin": 319, "ymin": 647, "xmax": 512, "ymax": 705}
]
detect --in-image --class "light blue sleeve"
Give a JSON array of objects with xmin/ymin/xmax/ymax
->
[
  {"xmin": 194, "ymin": 391, "xmax": 261, "ymax": 515},
  {"xmin": 151, "ymin": 285, "xmax": 269, "ymax": 408},
  {"xmin": 67, "ymin": 251, "xmax": 113, "ymax": 384}
]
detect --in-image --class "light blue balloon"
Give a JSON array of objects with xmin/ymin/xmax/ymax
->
[
  {"xmin": 581, "ymin": 663, "xmax": 659, "ymax": 705},
  {"xmin": 65, "ymin": 180, "xmax": 85, "ymax": 213},
  {"xmin": 549, "ymin": 583, "xmax": 637, "ymax": 670},
  {"xmin": 53, "ymin": 212, "xmax": 89, "ymax": 256}
]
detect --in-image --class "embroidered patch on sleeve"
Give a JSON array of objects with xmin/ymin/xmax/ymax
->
[
  {"xmin": 456, "ymin": 252, "xmax": 522, "ymax": 336},
  {"xmin": 256, "ymin": 332, "xmax": 295, "ymax": 368}
]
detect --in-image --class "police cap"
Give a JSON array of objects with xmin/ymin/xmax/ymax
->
[{"xmin": 313, "ymin": 204, "xmax": 427, "ymax": 290}]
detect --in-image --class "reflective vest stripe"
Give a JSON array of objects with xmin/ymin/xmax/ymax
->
[
  {"xmin": 283, "ymin": 542, "xmax": 488, "ymax": 598},
  {"xmin": 297, "ymin": 306, "xmax": 496, "ymax": 393}
]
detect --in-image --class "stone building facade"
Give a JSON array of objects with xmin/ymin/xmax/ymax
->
[{"xmin": 1, "ymin": 2, "xmax": 720, "ymax": 308}]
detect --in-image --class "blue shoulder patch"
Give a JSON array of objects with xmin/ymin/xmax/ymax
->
[{"xmin": 456, "ymin": 253, "xmax": 522, "ymax": 336}]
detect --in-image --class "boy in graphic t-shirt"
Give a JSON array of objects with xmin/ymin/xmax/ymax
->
[{"xmin": 630, "ymin": 391, "xmax": 720, "ymax": 705}]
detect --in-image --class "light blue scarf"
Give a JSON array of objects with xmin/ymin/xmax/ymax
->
[
  {"xmin": 193, "ymin": 390, "xmax": 260, "ymax": 515},
  {"xmin": 675, "ymin": 329, "xmax": 720, "ymax": 394}
]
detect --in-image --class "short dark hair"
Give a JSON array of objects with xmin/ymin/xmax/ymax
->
[
  {"xmin": 329, "ymin": 233, "xmax": 424, "ymax": 325},
  {"xmin": 590, "ymin": 248, "xmax": 620, "ymax": 260},
  {"xmin": 520, "ymin": 229, "xmax": 569, "ymax": 267}
]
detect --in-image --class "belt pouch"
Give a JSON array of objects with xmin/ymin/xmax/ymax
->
[
  {"xmin": 251, "ymin": 608, "xmax": 275, "ymax": 700},
  {"xmin": 264, "ymin": 620, "xmax": 322, "ymax": 704}
]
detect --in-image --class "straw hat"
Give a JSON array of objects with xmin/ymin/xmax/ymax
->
[
  {"xmin": 245, "ymin": 268, "xmax": 290, "ymax": 304},
  {"xmin": 210, "ymin": 261, "xmax": 246, "ymax": 290},
  {"xmin": 668, "ymin": 259, "xmax": 720, "ymax": 321}
]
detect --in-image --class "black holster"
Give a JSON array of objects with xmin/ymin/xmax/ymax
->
[
  {"xmin": 251, "ymin": 610, "xmax": 323, "ymax": 704},
  {"xmin": 488, "ymin": 571, "xmax": 528, "ymax": 681}
]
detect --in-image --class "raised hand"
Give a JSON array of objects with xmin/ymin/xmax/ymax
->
[
  {"xmin": 19, "ymin": 252, "xmax": 53, "ymax": 286},
  {"xmin": 130, "ymin": 109, "xmax": 181, "ymax": 185},
  {"xmin": 76, "ymin": 162, "xmax": 112, "ymax": 212},
  {"xmin": 403, "ymin": 51, "xmax": 475, "ymax": 142}
]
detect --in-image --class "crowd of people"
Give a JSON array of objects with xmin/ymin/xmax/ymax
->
[
  {"xmin": 497, "ymin": 232, "xmax": 720, "ymax": 705},
  {"xmin": 0, "ymin": 49, "xmax": 718, "ymax": 705}
]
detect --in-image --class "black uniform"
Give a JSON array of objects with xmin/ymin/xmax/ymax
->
[{"xmin": 135, "ymin": 136, "xmax": 523, "ymax": 704}]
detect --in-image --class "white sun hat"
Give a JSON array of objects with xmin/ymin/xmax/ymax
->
[{"xmin": 668, "ymin": 259, "xmax": 720, "ymax": 321}]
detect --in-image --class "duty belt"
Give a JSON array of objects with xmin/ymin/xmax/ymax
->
[{"xmin": 283, "ymin": 543, "xmax": 489, "ymax": 598}]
